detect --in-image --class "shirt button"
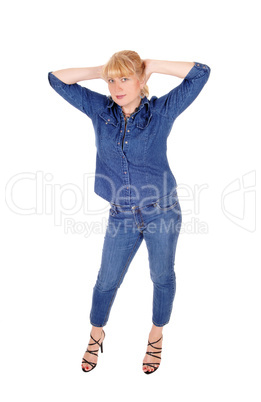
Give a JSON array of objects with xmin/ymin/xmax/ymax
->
[
  {"xmin": 120, "ymin": 130, "xmax": 122, "ymax": 133},
  {"xmin": 124, "ymin": 172, "xmax": 127, "ymax": 174},
  {"xmin": 118, "ymin": 142, "xmax": 120, "ymax": 145},
  {"xmin": 125, "ymin": 141, "xmax": 128, "ymax": 144},
  {"xmin": 127, "ymin": 130, "xmax": 130, "ymax": 132},
  {"xmin": 108, "ymin": 119, "xmax": 110, "ymax": 121}
]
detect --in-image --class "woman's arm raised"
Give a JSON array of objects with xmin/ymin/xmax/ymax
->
[
  {"xmin": 51, "ymin": 66, "xmax": 104, "ymax": 85},
  {"xmin": 144, "ymin": 59, "xmax": 210, "ymax": 120},
  {"xmin": 144, "ymin": 60, "xmax": 195, "ymax": 82},
  {"xmin": 48, "ymin": 65, "xmax": 108, "ymax": 118}
]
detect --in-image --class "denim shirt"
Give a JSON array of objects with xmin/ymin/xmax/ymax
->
[{"xmin": 48, "ymin": 62, "xmax": 210, "ymax": 207}]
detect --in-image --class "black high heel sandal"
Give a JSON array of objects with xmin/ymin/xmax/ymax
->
[
  {"xmin": 81, "ymin": 330, "xmax": 105, "ymax": 372},
  {"xmin": 143, "ymin": 336, "xmax": 163, "ymax": 374}
]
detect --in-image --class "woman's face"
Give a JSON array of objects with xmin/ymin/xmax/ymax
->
[{"xmin": 107, "ymin": 74, "xmax": 144, "ymax": 113}]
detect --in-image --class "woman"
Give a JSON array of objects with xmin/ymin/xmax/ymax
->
[{"xmin": 48, "ymin": 51, "xmax": 210, "ymax": 374}]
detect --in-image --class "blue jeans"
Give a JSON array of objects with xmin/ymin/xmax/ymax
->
[{"xmin": 90, "ymin": 190, "xmax": 182, "ymax": 327}]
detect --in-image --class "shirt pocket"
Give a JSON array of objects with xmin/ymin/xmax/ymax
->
[
  {"xmin": 135, "ymin": 113, "xmax": 152, "ymax": 129},
  {"xmin": 98, "ymin": 112, "xmax": 119, "ymax": 128},
  {"xmin": 97, "ymin": 112, "xmax": 120, "ymax": 156}
]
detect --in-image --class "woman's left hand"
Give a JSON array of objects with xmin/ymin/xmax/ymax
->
[{"xmin": 143, "ymin": 59, "xmax": 154, "ymax": 83}]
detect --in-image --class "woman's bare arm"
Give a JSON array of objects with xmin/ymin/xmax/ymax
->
[
  {"xmin": 144, "ymin": 60, "xmax": 195, "ymax": 82},
  {"xmin": 50, "ymin": 66, "xmax": 104, "ymax": 85}
]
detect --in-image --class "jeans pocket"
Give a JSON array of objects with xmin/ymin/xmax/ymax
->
[
  {"xmin": 155, "ymin": 199, "xmax": 178, "ymax": 211},
  {"xmin": 109, "ymin": 208, "xmax": 117, "ymax": 217},
  {"xmin": 109, "ymin": 204, "xmax": 120, "ymax": 217},
  {"xmin": 154, "ymin": 191, "xmax": 179, "ymax": 212}
]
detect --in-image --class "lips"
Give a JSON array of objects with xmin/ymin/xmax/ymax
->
[{"xmin": 116, "ymin": 95, "xmax": 126, "ymax": 99}]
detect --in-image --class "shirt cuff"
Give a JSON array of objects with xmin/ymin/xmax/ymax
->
[
  {"xmin": 48, "ymin": 71, "xmax": 64, "ymax": 88},
  {"xmin": 185, "ymin": 62, "xmax": 211, "ymax": 80}
]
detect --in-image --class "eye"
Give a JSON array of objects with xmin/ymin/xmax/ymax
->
[
  {"xmin": 108, "ymin": 78, "xmax": 114, "ymax": 83},
  {"xmin": 121, "ymin": 77, "xmax": 128, "ymax": 82}
]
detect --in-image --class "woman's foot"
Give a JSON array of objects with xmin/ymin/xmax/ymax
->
[
  {"xmin": 81, "ymin": 326, "xmax": 105, "ymax": 372},
  {"xmin": 143, "ymin": 325, "xmax": 163, "ymax": 374}
]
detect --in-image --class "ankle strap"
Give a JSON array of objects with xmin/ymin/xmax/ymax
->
[
  {"xmin": 89, "ymin": 329, "xmax": 104, "ymax": 347},
  {"xmin": 148, "ymin": 336, "xmax": 163, "ymax": 349}
]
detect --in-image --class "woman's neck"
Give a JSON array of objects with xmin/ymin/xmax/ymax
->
[{"xmin": 121, "ymin": 98, "xmax": 142, "ymax": 116}]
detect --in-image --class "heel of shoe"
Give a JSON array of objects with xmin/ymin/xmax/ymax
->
[
  {"xmin": 81, "ymin": 330, "xmax": 105, "ymax": 372},
  {"xmin": 100, "ymin": 330, "xmax": 105, "ymax": 353},
  {"xmin": 143, "ymin": 335, "xmax": 163, "ymax": 374}
]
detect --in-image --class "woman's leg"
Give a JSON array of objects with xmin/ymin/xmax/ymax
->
[
  {"xmin": 90, "ymin": 213, "xmax": 143, "ymax": 327},
  {"xmin": 142, "ymin": 200, "xmax": 182, "ymax": 372},
  {"xmin": 82, "ymin": 212, "xmax": 143, "ymax": 371},
  {"xmin": 143, "ymin": 204, "xmax": 182, "ymax": 327}
]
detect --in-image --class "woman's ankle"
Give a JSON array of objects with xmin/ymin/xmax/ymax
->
[
  {"xmin": 150, "ymin": 324, "xmax": 163, "ymax": 338},
  {"xmin": 91, "ymin": 325, "xmax": 104, "ymax": 338}
]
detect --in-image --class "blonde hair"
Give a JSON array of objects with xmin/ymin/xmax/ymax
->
[{"xmin": 102, "ymin": 50, "xmax": 149, "ymax": 98}]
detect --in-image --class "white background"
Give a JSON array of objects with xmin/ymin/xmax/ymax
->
[{"xmin": 1, "ymin": 0, "xmax": 260, "ymax": 400}]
